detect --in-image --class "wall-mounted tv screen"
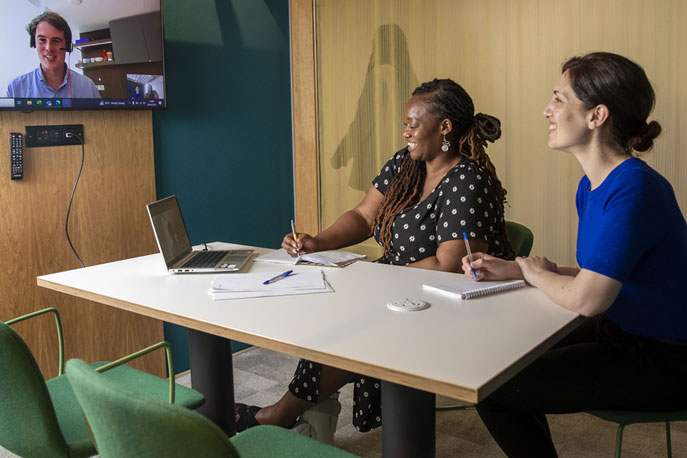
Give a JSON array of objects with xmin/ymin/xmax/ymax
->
[{"xmin": 1, "ymin": 0, "xmax": 166, "ymax": 110}]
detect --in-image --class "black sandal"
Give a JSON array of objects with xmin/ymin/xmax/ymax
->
[{"xmin": 235, "ymin": 403, "xmax": 262, "ymax": 432}]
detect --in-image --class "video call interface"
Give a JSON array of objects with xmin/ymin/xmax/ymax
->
[{"xmin": 0, "ymin": 0, "xmax": 165, "ymax": 110}]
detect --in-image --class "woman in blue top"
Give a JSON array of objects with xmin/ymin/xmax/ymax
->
[{"xmin": 463, "ymin": 52, "xmax": 687, "ymax": 457}]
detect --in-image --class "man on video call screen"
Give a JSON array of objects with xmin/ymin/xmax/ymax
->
[{"xmin": 5, "ymin": 11, "xmax": 99, "ymax": 99}]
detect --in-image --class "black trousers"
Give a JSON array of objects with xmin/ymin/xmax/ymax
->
[{"xmin": 476, "ymin": 315, "xmax": 687, "ymax": 458}]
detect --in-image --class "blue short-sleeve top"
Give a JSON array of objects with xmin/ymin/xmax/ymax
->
[{"xmin": 576, "ymin": 158, "xmax": 687, "ymax": 340}]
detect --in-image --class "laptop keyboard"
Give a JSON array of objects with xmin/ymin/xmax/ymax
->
[{"xmin": 181, "ymin": 250, "xmax": 229, "ymax": 268}]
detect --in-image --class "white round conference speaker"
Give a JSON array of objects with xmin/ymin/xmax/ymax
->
[{"xmin": 386, "ymin": 298, "xmax": 430, "ymax": 312}]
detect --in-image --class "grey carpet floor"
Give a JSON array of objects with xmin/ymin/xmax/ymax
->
[{"xmin": 3, "ymin": 346, "xmax": 684, "ymax": 457}]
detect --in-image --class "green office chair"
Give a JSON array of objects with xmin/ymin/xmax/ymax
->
[
  {"xmin": 0, "ymin": 307, "xmax": 205, "ymax": 458},
  {"xmin": 65, "ymin": 358, "xmax": 359, "ymax": 458},
  {"xmin": 505, "ymin": 220, "xmax": 534, "ymax": 258},
  {"xmin": 586, "ymin": 409, "xmax": 687, "ymax": 458}
]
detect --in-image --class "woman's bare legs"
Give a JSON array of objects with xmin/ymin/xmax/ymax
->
[{"xmin": 255, "ymin": 365, "xmax": 354, "ymax": 427}]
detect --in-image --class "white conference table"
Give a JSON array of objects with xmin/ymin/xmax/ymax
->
[{"xmin": 38, "ymin": 243, "xmax": 582, "ymax": 457}]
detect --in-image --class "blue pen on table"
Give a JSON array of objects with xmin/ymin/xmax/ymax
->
[
  {"xmin": 463, "ymin": 232, "xmax": 477, "ymax": 278},
  {"xmin": 263, "ymin": 270, "xmax": 294, "ymax": 285}
]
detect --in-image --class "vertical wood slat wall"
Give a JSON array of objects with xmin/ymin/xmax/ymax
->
[
  {"xmin": 291, "ymin": 0, "xmax": 687, "ymax": 267},
  {"xmin": 0, "ymin": 110, "xmax": 164, "ymax": 378},
  {"xmin": 290, "ymin": 0, "xmax": 320, "ymax": 236}
]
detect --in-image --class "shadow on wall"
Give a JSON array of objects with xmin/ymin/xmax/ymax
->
[{"xmin": 330, "ymin": 24, "xmax": 418, "ymax": 191}]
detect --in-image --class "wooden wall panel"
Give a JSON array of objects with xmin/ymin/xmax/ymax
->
[
  {"xmin": 0, "ymin": 110, "xmax": 164, "ymax": 378},
  {"xmin": 290, "ymin": 0, "xmax": 320, "ymax": 235}
]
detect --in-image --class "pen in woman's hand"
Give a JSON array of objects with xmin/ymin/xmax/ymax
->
[
  {"xmin": 463, "ymin": 232, "xmax": 477, "ymax": 278},
  {"xmin": 291, "ymin": 219, "xmax": 299, "ymax": 244},
  {"xmin": 290, "ymin": 219, "xmax": 300, "ymax": 254}
]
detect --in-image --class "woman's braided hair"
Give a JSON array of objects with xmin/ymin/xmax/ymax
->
[{"xmin": 373, "ymin": 78, "xmax": 511, "ymax": 257}]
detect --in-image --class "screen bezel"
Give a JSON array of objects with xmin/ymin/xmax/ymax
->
[{"xmin": 0, "ymin": 0, "xmax": 167, "ymax": 111}]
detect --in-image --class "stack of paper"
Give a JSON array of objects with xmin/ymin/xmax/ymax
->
[
  {"xmin": 209, "ymin": 270, "xmax": 333, "ymax": 301},
  {"xmin": 254, "ymin": 249, "xmax": 365, "ymax": 267}
]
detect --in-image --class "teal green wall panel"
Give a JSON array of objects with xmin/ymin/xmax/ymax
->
[{"xmin": 153, "ymin": 0, "xmax": 293, "ymax": 372}]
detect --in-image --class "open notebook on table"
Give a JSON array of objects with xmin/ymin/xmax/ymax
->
[
  {"xmin": 423, "ymin": 276, "xmax": 526, "ymax": 300},
  {"xmin": 254, "ymin": 249, "xmax": 365, "ymax": 267}
]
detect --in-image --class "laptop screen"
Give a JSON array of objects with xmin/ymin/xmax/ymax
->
[{"xmin": 147, "ymin": 196, "xmax": 192, "ymax": 267}]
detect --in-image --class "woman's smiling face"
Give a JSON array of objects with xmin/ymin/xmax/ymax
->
[
  {"xmin": 543, "ymin": 71, "xmax": 594, "ymax": 153},
  {"xmin": 402, "ymin": 95, "xmax": 445, "ymax": 161}
]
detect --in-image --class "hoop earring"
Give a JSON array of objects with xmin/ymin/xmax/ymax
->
[{"xmin": 441, "ymin": 135, "xmax": 450, "ymax": 152}]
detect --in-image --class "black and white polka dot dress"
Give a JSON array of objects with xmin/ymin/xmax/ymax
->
[
  {"xmin": 287, "ymin": 148, "xmax": 510, "ymax": 432},
  {"xmin": 372, "ymin": 148, "xmax": 510, "ymax": 263}
]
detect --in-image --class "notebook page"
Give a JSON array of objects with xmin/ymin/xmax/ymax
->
[
  {"xmin": 254, "ymin": 249, "xmax": 365, "ymax": 267},
  {"xmin": 423, "ymin": 278, "xmax": 526, "ymax": 300}
]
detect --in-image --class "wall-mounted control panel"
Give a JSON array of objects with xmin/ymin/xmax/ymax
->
[{"xmin": 24, "ymin": 124, "xmax": 85, "ymax": 147}]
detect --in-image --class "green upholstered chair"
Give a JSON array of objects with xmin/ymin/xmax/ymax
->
[
  {"xmin": 65, "ymin": 358, "xmax": 359, "ymax": 458},
  {"xmin": 586, "ymin": 409, "xmax": 687, "ymax": 458},
  {"xmin": 0, "ymin": 307, "xmax": 205, "ymax": 458},
  {"xmin": 505, "ymin": 220, "xmax": 534, "ymax": 257}
]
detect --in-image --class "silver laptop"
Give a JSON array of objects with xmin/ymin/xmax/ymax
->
[{"xmin": 146, "ymin": 195, "xmax": 253, "ymax": 273}]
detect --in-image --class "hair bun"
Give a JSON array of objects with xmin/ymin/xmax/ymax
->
[
  {"xmin": 633, "ymin": 120, "xmax": 662, "ymax": 152},
  {"xmin": 474, "ymin": 113, "xmax": 502, "ymax": 142}
]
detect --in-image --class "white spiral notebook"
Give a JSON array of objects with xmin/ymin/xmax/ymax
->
[{"xmin": 423, "ymin": 277, "xmax": 526, "ymax": 300}]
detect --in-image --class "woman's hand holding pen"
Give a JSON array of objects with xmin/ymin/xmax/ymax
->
[
  {"xmin": 283, "ymin": 219, "xmax": 316, "ymax": 256},
  {"xmin": 461, "ymin": 252, "xmax": 525, "ymax": 281},
  {"xmin": 282, "ymin": 232, "xmax": 316, "ymax": 257}
]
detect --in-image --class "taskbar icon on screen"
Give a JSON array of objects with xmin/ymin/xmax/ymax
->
[{"xmin": 13, "ymin": 98, "xmax": 71, "ymax": 108}]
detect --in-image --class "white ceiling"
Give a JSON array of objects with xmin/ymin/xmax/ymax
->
[
  {"xmin": 127, "ymin": 73, "xmax": 157, "ymax": 85},
  {"xmin": 26, "ymin": 0, "xmax": 160, "ymax": 32}
]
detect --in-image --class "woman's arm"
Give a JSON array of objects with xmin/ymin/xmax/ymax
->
[
  {"xmin": 411, "ymin": 238, "xmax": 488, "ymax": 272},
  {"xmin": 283, "ymin": 185, "xmax": 384, "ymax": 255},
  {"xmin": 516, "ymin": 257, "xmax": 621, "ymax": 316},
  {"xmin": 556, "ymin": 266, "xmax": 581, "ymax": 276},
  {"xmin": 463, "ymin": 253, "xmax": 618, "ymax": 315}
]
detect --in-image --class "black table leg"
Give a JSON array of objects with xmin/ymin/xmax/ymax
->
[
  {"xmin": 188, "ymin": 329, "xmax": 236, "ymax": 436},
  {"xmin": 381, "ymin": 381, "xmax": 435, "ymax": 458}
]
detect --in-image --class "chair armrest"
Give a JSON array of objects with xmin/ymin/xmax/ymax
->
[
  {"xmin": 95, "ymin": 341, "xmax": 176, "ymax": 404},
  {"xmin": 7, "ymin": 307, "xmax": 64, "ymax": 377}
]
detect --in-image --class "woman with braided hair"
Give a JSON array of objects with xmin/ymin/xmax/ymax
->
[{"xmin": 234, "ymin": 78, "xmax": 512, "ymax": 433}]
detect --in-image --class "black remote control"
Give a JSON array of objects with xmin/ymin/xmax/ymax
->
[{"xmin": 10, "ymin": 132, "xmax": 23, "ymax": 180}]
